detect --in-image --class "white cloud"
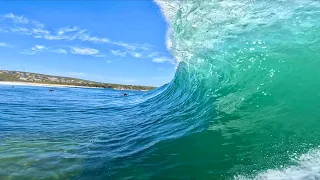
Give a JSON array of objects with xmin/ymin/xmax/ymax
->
[
  {"xmin": 152, "ymin": 57, "xmax": 173, "ymax": 63},
  {"xmin": 71, "ymin": 47, "xmax": 100, "ymax": 56},
  {"xmin": 106, "ymin": 60, "xmax": 112, "ymax": 64},
  {"xmin": 112, "ymin": 42, "xmax": 137, "ymax": 50},
  {"xmin": 111, "ymin": 49, "xmax": 149, "ymax": 59},
  {"xmin": 78, "ymin": 34, "xmax": 110, "ymax": 43},
  {"xmin": 3, "ymin": 13, "xmax": 29, "ymax": 24},
  {"xmin": 32, "ymin": 45, "xmax": 46, "ymax": 50},
  {"xmin": 0, "ymin": 13, "xmax": 154, "ymax": 51},
  {"xmin": 2, "ymin": 13, "xmax": 45, "ymax": 28},
  {"xmin": 33, "ymin": 21, "xmax": 45, "ymax": 28},
  {"xmin": 21, "ymin": 44, "xmax": 46, "ymax": 55},
  {"xmin": 131, "ymin": 52, "xmax": 142, "ymax": 58},
  {"xmin": 21, "ymin": 45, "xmax": 68, "ymax": 55},
  {"xmin": 1, "ymin": 13, "xmax": 110, "ymax": 44},
  {"xmin": 110, "ymin": 50, "xmax": 126, "ymax": 57},
  {"xmin": 12, "ymin": 27, "xmax": 32, "ymax": 35},
  {"xmin": 1, "ymin": 13, "xmax": 177, "ymax": 64},
  {"xmin": 166, "ymin": 28, "xmax": 173, "ymax": 50},
  {"xmin": 32, "ymin": 28, "xmax": 50, "ymax": 38},
  {"xmin": 51, "ymin": 48, "xmax": 67, "ymax": 54},
  {"xmin": 147, "ymin": 52, "xmax": 160, "ymax": 58},
  {"xmin": 94, "ymin": 54, "xmax": 106, "ymax": 58},
  {"xmin": 0, "ymin": 42, "xmax": 11, "ymax": 47},
  {"xmin": 57, "ymin": 26, "xmax": 79, "ymax": 35}
]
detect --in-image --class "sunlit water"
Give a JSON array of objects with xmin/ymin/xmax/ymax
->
[
  {"xmin": 2, "ymin": 0, "xmax": 320, "ymax": 179},
  {"xmin": 0, "ymin": 85, "xmax": 154, "ymax": 179}
]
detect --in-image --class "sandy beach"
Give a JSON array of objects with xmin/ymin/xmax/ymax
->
[{"xmin": 0, "ymin": 81, "xmax": 99, "ymax": 89}]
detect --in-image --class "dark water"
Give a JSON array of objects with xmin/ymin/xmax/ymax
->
[{"xmin": 2, "ymin": 0, "xmax": 320, "ymax": 179}]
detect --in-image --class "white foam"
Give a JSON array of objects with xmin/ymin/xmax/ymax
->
[
  {"xmin": 235, "ymin": 148, "xmax": 320, "ymax": 180},
  {"xmin": 154, "ymin": 0, "xmax": 179, "ymax": 55},
  {"xmin": 154, "ymin": 0, "xmax": 180, "ymax": 24}
]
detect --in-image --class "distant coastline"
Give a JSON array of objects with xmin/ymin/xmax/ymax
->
[
  {"xmin": 0, "ymin": 81, "xmax": 100, "ymax": 89},
  {"xmin": 0, "ymin": 70, "xmax": 156, "ymax": 91}
]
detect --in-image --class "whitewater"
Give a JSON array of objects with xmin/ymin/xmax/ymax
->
[{"xmin": 1, "ymin": 0, "xmax": 320, "ymax": 179}]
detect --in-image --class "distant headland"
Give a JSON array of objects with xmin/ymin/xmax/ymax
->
[{"xmin": 0, "ymin": 70, "xmax": 156, "ymax": 91}]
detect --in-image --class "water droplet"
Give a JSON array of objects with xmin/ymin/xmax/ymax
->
[{"xmin": 269, "ymin": 69, "xmax": 275, "ymax": 77}]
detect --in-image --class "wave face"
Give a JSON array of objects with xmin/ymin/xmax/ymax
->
[
  {"xmin": 1, "ymin": 1, "xmax": 320, "ymax": 180},
  {"xmin": 151, "ymin": 0, "xmax": 320, "ymax": 179}
]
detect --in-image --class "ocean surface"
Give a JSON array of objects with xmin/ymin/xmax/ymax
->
[{"xmin": 2, "ymin": 0, "xmax": 320, "ymax": 179}]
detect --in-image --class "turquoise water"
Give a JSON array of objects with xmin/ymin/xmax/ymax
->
[{"xmin": 2, "ymin": 0, "xmax": 320, "ymax": 179}]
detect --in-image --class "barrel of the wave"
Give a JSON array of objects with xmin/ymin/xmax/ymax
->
[{"xmin": 156, "ymin": 0, "xmax": 320, "ymax": 178}]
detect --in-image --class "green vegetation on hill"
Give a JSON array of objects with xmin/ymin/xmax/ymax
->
[{"xmin": 0, "ymin": 70, "xmax": 156, "ymax": 91}]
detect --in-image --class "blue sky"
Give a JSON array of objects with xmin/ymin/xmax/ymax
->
[{"xmin": 0, "ymin": 1, "xmax": 175, "ymax": 86}]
